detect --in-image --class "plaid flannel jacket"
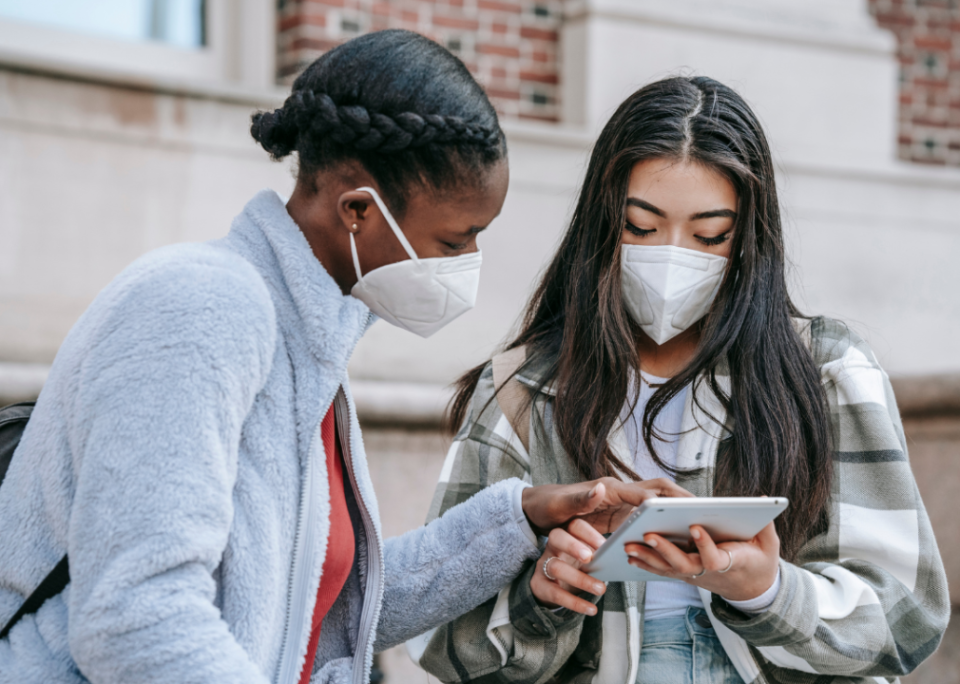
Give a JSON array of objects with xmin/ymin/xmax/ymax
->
[{"xmin": 408, "ymin": 317, "xmax": 949, "ymax": 684}]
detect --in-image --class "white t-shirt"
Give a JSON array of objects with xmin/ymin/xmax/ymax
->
[
  {"xmin": 624, "ymin": 371, "xmax": 781, "ymax": 620},
  {"xmin": 624, "ymin": 372, "xmax": 702, "ymax": 620}
]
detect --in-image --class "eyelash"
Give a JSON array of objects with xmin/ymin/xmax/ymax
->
[
  {"xmin": 445, "ymin": 241, "xmax": 468, "ymax": 251},
  {"xmin": 625, "ymin": 222, "xmax": 655, "ymax": 237},
  {"xmin": 696, "ymin": 232, "xmax": 731, "ymax": 247},
  {"xmin": 626, "ymin": 222, "xmax": 731, "ymax": 247}
]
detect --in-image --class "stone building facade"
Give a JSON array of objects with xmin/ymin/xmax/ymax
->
[{"xmin": 1, "ymin": 2, "xmax": 959, "ymax": 683}]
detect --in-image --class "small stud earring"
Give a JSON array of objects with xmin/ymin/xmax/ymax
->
[{"xmin": 351, "ymin": 223, "xmax": 358, "ymax": 233}]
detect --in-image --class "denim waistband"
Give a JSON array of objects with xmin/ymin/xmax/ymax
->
[{"xmin": 642, "ymin": 606, "xmax": 717, "ymax": 646}]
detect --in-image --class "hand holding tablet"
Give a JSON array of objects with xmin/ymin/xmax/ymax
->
[{"xmin": 583, "ymin": 497, "xmax": 787, "ymax": 601}]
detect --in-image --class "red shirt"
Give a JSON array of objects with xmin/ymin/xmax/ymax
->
[{"xmin": 298, "ymin": 403, "xmax": 356, "ymax": 684}]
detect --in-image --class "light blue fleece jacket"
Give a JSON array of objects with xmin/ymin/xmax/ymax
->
[{"xmin": 0, "ymin": 190, "xmax": 540, "ymax": 684}]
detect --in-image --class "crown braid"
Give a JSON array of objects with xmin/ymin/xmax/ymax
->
[{"xmin": 260, "ymin": 90, "xmax": 500, "ymax": 155}]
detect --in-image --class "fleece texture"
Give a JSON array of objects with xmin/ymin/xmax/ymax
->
[{"xmin": 0, "ymin": 189, "xmax": 539, "ymax": 684}]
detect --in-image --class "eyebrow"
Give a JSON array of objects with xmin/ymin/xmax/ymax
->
[
  {"xmin": 462, "ymin": 225, "xmax": 487, "ymax": 236},
  {"xmin": 626, "ymin": 198, "xmax": 665, "ymax": 217},
  {"xmin": 626, "ymin": 197, "xmax": 737, "ymax": 221},
  {"xmin": 690, "ymin": 209, "xmax": 737, "ymax": 220}
]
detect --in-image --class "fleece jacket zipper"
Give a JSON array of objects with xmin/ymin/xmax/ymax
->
[
  {"xmin": 275, "ymin": 386, "xmax": 337, "ymax": 684},
  {"xmin": 335, "ymin": 387, "xmax": 383, "ymax": 684}
]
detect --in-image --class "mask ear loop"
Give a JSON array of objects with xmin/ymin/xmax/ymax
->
[
  {"xmin": 355, "ymin": 186, "xmax": 421, "ymax": 266},
  {"xmin": 349, "ymin": 232, "xmax": 364, "ymax": 282}
]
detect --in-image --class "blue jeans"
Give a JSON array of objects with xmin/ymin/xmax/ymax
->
[{"xmin": 637, "ymin": 608, "xmax": 745, "ymax": 684}]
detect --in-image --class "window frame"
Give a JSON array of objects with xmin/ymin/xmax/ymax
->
[{"xmin": 0, "ymin": 0, "xmax": 275, "ymax": 89}]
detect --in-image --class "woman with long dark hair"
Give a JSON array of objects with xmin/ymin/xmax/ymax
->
[
  {"xmin": 0, "ymin": 31, "xmax": 683, "ymax": 684},
  {"xmin": 412, "ymin": 76, "xmax": 949, "ymax": 683}
]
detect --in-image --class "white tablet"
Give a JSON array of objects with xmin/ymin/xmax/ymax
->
[{"xmin": 583, "ymin": 497, "xmax": 788, "ymax": 582}]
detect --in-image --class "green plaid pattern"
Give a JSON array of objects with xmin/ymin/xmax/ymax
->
[{"xmin": 411, "ymin": 318, "xmax": 949, "ymax": 684}]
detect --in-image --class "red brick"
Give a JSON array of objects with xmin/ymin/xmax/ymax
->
[
  {"xmin": 484, "ymin": 87, "xmax": 522, "ymax": 100},
  {"xmin": 915, "ymin": 35, "xmax": 953, "ymax": 50},
  {"xmin": 519, "ymin": 112, "xmax": 560, "ymax": 123},
  {"xmin": 290, "ymin": 37, "xmax": 341, "ymax": 52},
  {"xmin": 477, "ymin": 0, "xmax": 523, "ymax": 14},
  {"xmin": 520, "ymin": 26, "xmax": 558, "ymax": 41},
  {"xmin": 915, "ymin": 76, "xmax": 949, "ymax": 87},
  {"xmin": 875, "ymin": 11, "xmax": 916, "ymax": 27},
  {"xmin": 477, "ymin": 43, "xmax": 521, "ymax": 58},
  {"xmin": 433, "ymin": 15, "xmax": 480, "ymax": 30},
  {"xmin": 279, "ymin": 15, "xmax": 302, "ymax": 31},
  {"xmin": 520, "ymin": 70, "xmax": 559, "ymax": 84},
  {"xmin": 911, "ymin": 116, "xmax": 950, "ymax": 127}
]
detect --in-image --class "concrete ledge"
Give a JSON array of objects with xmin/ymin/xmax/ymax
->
[
  {"xmin": 0, "ymin": 362, "xmax": 453, "ymax": 427},
  {"xmin": 890, "ymin": 374, "xmax": 960, "ymax": 419},
  {"xmin": 0, "ymin": 362, "xmax": 49, "ymax": 405},
  {"xmin": 4, "ymin": 361, "xmax": 958, "ymax": 424},
  {"xmin": 351, "ymin": 380, "xmax": 453, "ymax": 428}
]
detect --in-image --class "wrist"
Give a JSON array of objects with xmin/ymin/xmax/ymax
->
[
  {"xmin": 723, "ymin": 567, "xmax": 782, "ymax": 613},
  {"xmin": 521, "ymin": 484, "xmax": 552, "ymax": 537}
]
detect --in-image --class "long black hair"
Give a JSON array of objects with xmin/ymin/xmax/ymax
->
[
  {"xmin": 251, "ymin": 29, "xmax": 506, "ymax": 213},
  {"xmin": 450, "ymin": 76, "xmax": 831, "ymax": 561}
]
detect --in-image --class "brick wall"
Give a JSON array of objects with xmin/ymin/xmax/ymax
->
[
  {"xmin": 276, "ymin": 0, "xmax": 562, "ymax": 122},
  {"xmin": 870, "ymin": 0, "xmax": 960, "ymax": 165}
]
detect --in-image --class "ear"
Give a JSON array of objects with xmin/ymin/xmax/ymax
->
[{"xmin": 336, "ymin": 190, "xmax": 380, "ymax": 234}]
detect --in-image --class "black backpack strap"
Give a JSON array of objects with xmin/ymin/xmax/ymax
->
[{"xmin": 0, "ymin": 555, "xmax": 69, "ymax": 639}]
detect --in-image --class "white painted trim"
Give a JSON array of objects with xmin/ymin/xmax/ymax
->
[
  {"xmin": 562, "ymin": 0, "xmax": 895, "ymax": 56},
  {"xmin": 501, "ymin": 120, "xmax": 595, "ymax": 149}
]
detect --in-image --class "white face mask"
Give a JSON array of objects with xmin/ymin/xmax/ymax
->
[
  {"xmin": 621, "ymin": 244, "xmax": 728, "ymax": 345},
  {"xmin": 349, "ymin": 186, "xmax": 482, "ymax": 338}
]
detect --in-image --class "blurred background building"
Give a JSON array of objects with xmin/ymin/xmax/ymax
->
[{"xmin": 1, "ymin": 1, "xmax": 959, "ymax": 682}]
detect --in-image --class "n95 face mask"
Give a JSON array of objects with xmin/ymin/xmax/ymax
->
[
  {"xmin": 621, "ymin": 244, "xmax": 728, "ymax": 345},
  {"xmin": 349, "ymin": 186, "xmax": 482, "ymax": 338}
]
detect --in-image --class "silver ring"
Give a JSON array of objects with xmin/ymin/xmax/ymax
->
[
  {"xmin": 691, "ymin": 568, "xmax": 707, "ymax": 579},
  {"xmin": 543, "ymin": 557, "xmax": 559, "ymax": 582},
  {"xmin": 718, "ymin": 549, "xmax": 734, "ymax": 574}
]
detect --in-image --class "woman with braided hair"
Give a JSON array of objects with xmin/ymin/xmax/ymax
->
[{"xmin": 0, "ymin": 29, "xmax": 684, "ymax": 684}]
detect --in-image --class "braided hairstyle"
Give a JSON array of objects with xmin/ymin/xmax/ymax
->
[{"xmin": 251, "ymin": 30, "xmax": 506, "ymax": 214}]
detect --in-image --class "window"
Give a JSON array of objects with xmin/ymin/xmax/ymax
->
[
  {"xmin": 0, "ymin": 0, "xmax": 276, "ymax": 89},
  {"xmin": 0, "ymin": 0, "xmax": 206, "ymax": 48}
]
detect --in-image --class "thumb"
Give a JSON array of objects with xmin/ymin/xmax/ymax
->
[{"xmin": 569, "ymin": 482, "xmax": 605, "ymax": 516}]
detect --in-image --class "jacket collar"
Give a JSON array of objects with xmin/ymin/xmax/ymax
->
[
  {"xmin": 226, "ymin": 189, "xmax": 372, "ymax": 368},
  {"xmin": 514, "ymin": 351, "xmax": 557, "ymax": 396}
]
